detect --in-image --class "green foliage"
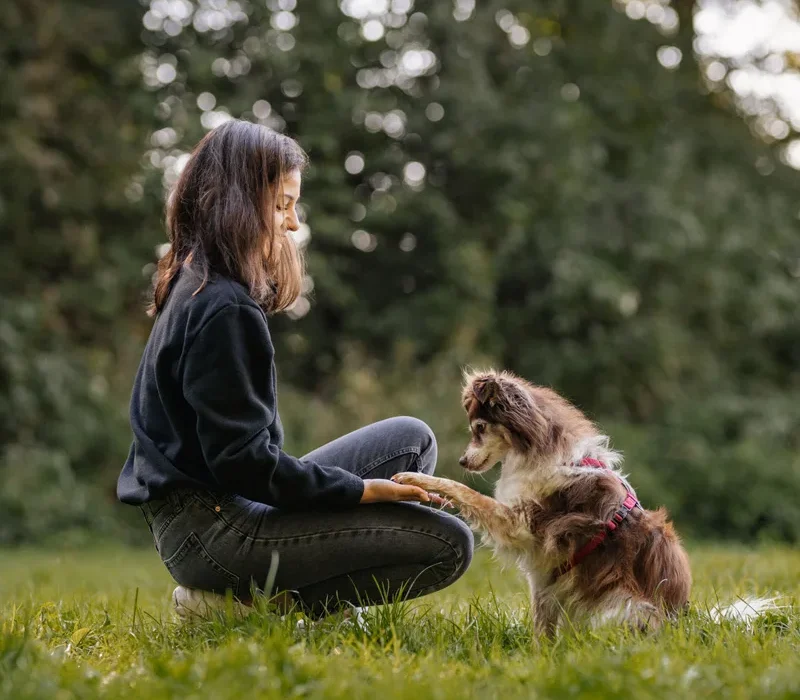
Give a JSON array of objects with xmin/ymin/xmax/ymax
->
[
  {"xmin": 136, "ymin": 0, "xmax": 800, "ymax": 407},
  {"xmin": 1, "ymin": 0, "xmax": 799, "ymax": 543},
  {"xmin": 2, "ymin": 545, "xmax": 800, "ymax": 698},
  {"xmin": 0, "ymin": 1, "xmax": 163, "ymax": 543}
]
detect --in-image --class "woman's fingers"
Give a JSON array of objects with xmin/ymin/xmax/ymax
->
[
  {"xmin": 398, "ymin": 484, "xmax": 430, "ymax": 502},
  {"xmin": 428, "ymin": 493, "xmax": 453, "ymax": 507},
  {"xmin": 361, "ymin": 479, "xmax": 433, "ymax": 503},
  {"xmin": 361, "ymin": 478, "xmax": 456, "ymax": 506},
  {"xmin": 395, "ymin": 483, "xmax": 455, "ymax": 507}
]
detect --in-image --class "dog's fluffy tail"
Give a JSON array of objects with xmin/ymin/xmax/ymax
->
[{"xmin": 705, "ymin": 595, "xmax": 783, "ymax": 627}]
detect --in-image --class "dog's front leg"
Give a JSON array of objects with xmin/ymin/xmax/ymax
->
[
  {"xmin": 532, "ymin": 592, "xmax": 560, "ymax": 639},
  {"xmin": 392, "ymin": 473, "xmax": 523, "ymax": 547},
  {"xmin": 524, "ymin": 573, "xmax": 559, "ymax": 639}
]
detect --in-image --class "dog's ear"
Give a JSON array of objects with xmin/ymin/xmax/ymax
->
[{"xmin": 472, "ymin": 377, "xmax": 501, "ymax": 406}]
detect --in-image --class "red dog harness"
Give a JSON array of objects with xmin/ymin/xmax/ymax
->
[{"xmin": 550, "ymin": 457, "xmax": 640, "ymax": 582}]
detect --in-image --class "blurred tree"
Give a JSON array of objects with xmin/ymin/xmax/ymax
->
[
  {"xmin": 141, "ymin": 0, "xmax": 799, "ymax": 413},
  {"xmin": 0, "ymin": 0, "xmax": 161, "ymax": 542},
  {"xmin": 136, "ymin": 0, "xmax": 800, "ymax": 539},
  {"xmin": 2, "ymin": 0, "xmax": 798, "ymax": 541}
]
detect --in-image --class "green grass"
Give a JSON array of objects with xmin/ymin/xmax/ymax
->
[{"xmin": 2, "ymin": 544, "xmax": 799, "ymax": 699}]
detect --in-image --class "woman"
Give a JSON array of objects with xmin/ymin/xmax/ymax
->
[{"xmin": 117, "ymin": 120, "xmax": 473, "ymax": 618}]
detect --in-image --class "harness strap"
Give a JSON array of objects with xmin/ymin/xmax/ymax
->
[{"xmin": 550, "ymin": 458, "xmax": 640, "ymax": 582}]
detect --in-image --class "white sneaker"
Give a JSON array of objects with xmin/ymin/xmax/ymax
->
[
  {"xmin": 172, "ymin": 585, "xmax": 252, "ymax": 619},
  {"xmin": 342, "ymin": 605, "xmax": 368, "ymax": 630}
]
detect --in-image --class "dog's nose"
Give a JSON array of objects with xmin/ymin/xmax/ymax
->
[{"xmin": 458, "ymin": 456, "xmax": 467, "ymax": 467}]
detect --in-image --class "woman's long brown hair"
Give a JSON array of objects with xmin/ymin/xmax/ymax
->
[{"xmin": 149, "ymin": 120, "xmax": 308, "ymax": 317}]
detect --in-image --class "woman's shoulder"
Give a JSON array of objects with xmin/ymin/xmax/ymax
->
[
  {"xmin": 173, "ymin": 267, "xmax": 259, "ymax": 311},
  {"xmin": 162, "ymin": 267, "xmax": 266, "ymax": 337}
]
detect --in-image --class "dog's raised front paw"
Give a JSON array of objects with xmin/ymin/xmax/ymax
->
[
  {"xmin": 392, "ymin": 473, "xmax": 456, "ymax": 509},
  {"xmin": 392, "ymin": 472, "xmax": 435, "ymax": 489}
]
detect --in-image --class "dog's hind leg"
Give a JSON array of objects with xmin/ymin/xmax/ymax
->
[
  {"xmin": 392, "ymin": 473, "xmax": 524, "ymax": 547},
  {"xmin": 631, "ymin": 600, "xmax": 663, "ymax": 632},
  {"xmin": 591, "ymin": 592, "xmax": 663, "ymax": 633}
]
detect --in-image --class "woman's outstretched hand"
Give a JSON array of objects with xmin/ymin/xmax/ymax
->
[{"xmin": 360, "ymin": 478, "xmax": 448, "ymax": 505}]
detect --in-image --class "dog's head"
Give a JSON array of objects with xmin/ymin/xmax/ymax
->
[{"xmin": 459, "ymin": 370, "xmax": 573, "ymax": 473}]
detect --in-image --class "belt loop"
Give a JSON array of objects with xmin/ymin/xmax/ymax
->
[{"xmin": 140, "ymin": 504, "xmax": 154, "ymax": 528}]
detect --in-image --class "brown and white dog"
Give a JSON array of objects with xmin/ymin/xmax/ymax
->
[{"xmin": 393, "ymin": 369, "xmax": 692, "ymax": 636}]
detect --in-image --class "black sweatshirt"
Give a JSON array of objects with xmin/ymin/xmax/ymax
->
[{"xmin": 117, "ymin": 267, "xmax": 365, "ymax": 510}]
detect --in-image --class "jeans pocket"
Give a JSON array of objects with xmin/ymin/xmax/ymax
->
[{"xmin": 163, "ymin": 532, "xmax": 240, "ymax": 595}]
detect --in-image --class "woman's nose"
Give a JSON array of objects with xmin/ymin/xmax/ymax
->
[{"xmin": 286, "ymin": 211, "xmax": 300, "ymax": 232}]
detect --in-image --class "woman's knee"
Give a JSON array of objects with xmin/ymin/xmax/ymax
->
[{"xmin": 386, "ymin": 416, "xmax": 437, "ymax": 474}]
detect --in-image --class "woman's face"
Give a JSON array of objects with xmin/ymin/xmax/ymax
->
[{"xmin": 272, "ymin": 169, "xmax": 302, "ymax": 256}]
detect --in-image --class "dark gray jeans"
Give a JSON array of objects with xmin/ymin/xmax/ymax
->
[{"xmin": 140, "ymin": 417, "xmax": 474, "ymax": 615}]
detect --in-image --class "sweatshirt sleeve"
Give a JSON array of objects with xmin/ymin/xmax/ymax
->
[{"xmin": 181, "ymin": 303, "xmax": 364, "ymax": 510}]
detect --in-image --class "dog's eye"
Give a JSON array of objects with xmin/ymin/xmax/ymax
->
[{"xmin": 475, "ymin": 423, "xmax": 486, "ymax": 435}]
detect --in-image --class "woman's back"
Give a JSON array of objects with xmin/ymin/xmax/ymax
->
[{"xmin": 118, "ymin": 268, "xmax": 283, "ymax": 504}]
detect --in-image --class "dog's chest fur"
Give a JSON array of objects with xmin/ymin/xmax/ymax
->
[
  {"xmin": 493, "ymin": 455, "xmax": 574, "ymax": 507},
  {"xmin": 490, "ymin": 458, "xmax": 570, "ymax": 575}
]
